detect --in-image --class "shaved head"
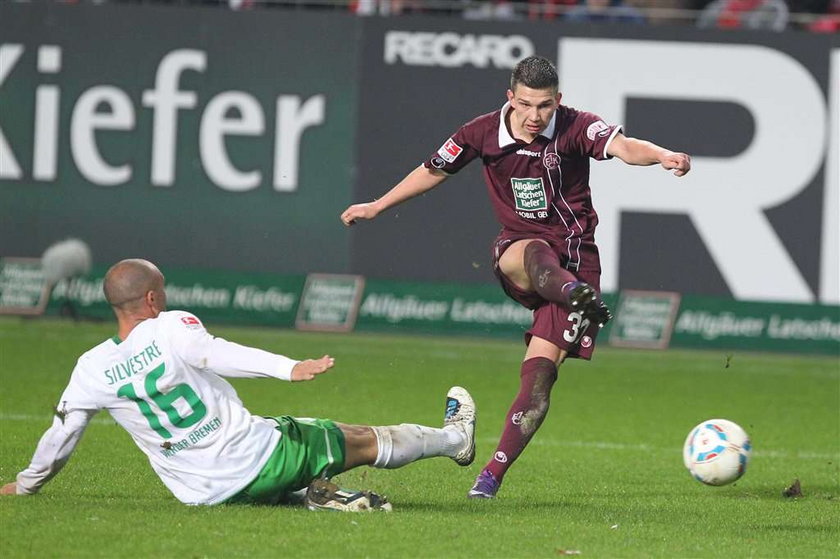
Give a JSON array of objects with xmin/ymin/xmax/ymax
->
[{"xmin": 103, "ymin": 259, "xmax": 165, "ymax": 310}]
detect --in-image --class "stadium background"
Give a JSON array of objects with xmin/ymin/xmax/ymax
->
[
  {"xmin": 0, "ymin": 1, "xmax": 838, "ymax": 355},
  {"xmin": 0, "ymin": 4, "xmax": 838, "ymax": 558}
]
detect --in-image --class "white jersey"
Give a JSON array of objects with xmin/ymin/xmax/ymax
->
[{"xmin": 16, "ymin": 311, "xmax": 299, "ymax": 505}]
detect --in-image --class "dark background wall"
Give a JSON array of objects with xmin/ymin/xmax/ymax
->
[
  {"xmin": 351, "ymin": 17, "xmax": 836, "ymax": 304},
  {"xmin": 1, "ymin": 4, "xmax": 836, "ymax": 304},
  {"xmin": 0, "ymin": 4, "xmax": 358, "ymax": 275}
]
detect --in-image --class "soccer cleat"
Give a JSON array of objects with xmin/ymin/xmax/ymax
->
[
  {"xmin": 588, "ymin": 299, "xmax": 613, "ymax": 328},
  {"xmin": 444, "ymin": 386, "xmax": 476, "ymax": 466},
  {"xmin": 467, "ymin": 470, "xmax": 500, "ymax": 499},
  {"xmin": 305, "ymin": 478, "xmax": 392, "ymax": 512},
  {"xmin": 562, "ymin": 281, "xmax": 612, "ymax": 327}
]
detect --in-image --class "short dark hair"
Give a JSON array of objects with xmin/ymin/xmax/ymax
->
[{"xmin": 510, "ymin": 56, "xmax": 558, "ymax": 92}]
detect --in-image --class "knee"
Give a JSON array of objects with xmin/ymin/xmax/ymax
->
[
  {"xmin": 523, "ymin": 240, "xmax": 550, "ymax": 260},
  {"xmin": 338, "ymin": 424, "xmax": 378, "ymax": 453},
  {"xmin": 341, "ymin": 425, "xmax": 380, "ymax": 469},
  {"xmin": 527, "ymin": 359, "xmax": 558, "ymax": 387}
]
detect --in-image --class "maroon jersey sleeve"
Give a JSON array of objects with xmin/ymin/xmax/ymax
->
[
  {"xmin": 566, "ymin": 110, "xmax": 622, "ymax": 161},
  {"xmin": 423, "ymin": 119, "xmax": 483, "ymax": 175}
]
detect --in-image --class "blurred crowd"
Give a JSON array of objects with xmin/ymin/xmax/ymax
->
[
  {"xmin": 27, "ymin": 0, "xmax": 840, "ymax": 32},
  {"xmin": 347, "ymin": 0, "xmax": 839, "ymax": 32}
]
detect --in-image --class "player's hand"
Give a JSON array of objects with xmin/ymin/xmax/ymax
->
[
  {"xmin": 661, "ymin": 152, "xmax": 691, "ymax": 177},
  {"xmin": 340, "ymin": 202, "xmax": 380, "ymax": 226},
  {"xmin": 1, "ymin": 482, "xmax": 18, "ymax": 495},
  {"xmin": 291, "ymin": 355, "xmax": 335, "ymax": 381}
]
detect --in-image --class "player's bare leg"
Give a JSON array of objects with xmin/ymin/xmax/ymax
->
[{"xmin": 469, "ymin": 337, "xmax": 565, "ymax": 499}]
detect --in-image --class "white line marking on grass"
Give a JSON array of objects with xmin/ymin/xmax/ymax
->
[
  {"xmin": 1, "ymin": 413, "xmax": 116, "ymax": 426},
  {"xmin": 4, "ymin": 415, "xmax": 836, "ymax": 461},
  {"xmin": 478, "ymin": 437, "xmax": 840, "ymax": 460}
]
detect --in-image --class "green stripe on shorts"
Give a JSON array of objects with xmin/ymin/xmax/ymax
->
[{"xmin": 225, "ymin": 416, "xmax": 346, "ymax": 506}]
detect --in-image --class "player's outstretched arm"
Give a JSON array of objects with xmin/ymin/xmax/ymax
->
[
  {"xmin": 340, "ymin": 165, "xmax": 448, "ymax": 226},
  {"xmin": 290, "ymin": 355, "xmax": 335, "ymax": 382},
  {"xmin": 2, "ymin": 408, "xmax": 94, "ymax": 496},
  {"xmin": 606, "ymin": 133, "xmax": 691, "ymax": 177}
]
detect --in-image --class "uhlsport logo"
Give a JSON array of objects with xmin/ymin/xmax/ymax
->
[
  {"xmin": 511, "ymin": 177, "xmax": 547, "ymax": 212},
  {"xmin": 494, "ymin": 451, "xmax": 508, "ymax": 463}
]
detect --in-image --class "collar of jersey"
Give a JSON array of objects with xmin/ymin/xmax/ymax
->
[{"xmin": 497, "ymin": 101, "xmax": 557, "ymax": 147}]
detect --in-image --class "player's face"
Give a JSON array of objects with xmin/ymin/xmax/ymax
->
[{"xmin": 507, "ymin": 85, "xmax": 561, "ymax": 137}]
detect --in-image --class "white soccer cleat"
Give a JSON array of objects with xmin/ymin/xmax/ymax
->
[
  {"xmin": 444, "ymin": 386, "xmax": 476, "ymax": 466},
  {"xmin": 305, "ymin": 478, "xmax": 392, "ymax": 512}
]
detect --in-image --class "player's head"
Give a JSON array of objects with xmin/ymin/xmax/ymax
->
[
  {"xmin": 104, "ymin": 259, "xmax": 167, "ymax": 317},
  {"xmin": 510, "ymin": 56, "xmax": 559, "ymax": 94},
  {"xmin": 507, "ymin": 56, "xmax": 562, "ymax": 137}
]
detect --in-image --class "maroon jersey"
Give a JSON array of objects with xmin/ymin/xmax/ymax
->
[{"xmin": 424, "ymin": 103, "xmax": 622, "ymax": 272}]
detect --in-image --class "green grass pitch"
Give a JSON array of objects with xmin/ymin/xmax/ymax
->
[{"xmin": 0, "ymin": 317, "xmax": 837, "ymax": 557}]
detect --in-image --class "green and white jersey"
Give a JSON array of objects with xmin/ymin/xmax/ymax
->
[{"xmin": 16, "ymin": 311, "xmax": 299, "ymax": 505}]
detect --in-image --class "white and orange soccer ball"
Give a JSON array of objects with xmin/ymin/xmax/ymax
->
[{"xmin": 683, "ymin": 419, "xmax": 752, "ymax": 486}]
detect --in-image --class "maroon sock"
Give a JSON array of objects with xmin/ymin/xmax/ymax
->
[
  {"xmin": 523, "ymin": 241, "xmax": 578, "ymax": 305},
  {"xmin": 484, "ymin": 357, "xmax": 558, "ymax": 483}
]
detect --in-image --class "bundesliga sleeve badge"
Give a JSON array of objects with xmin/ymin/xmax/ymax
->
[
  {"xmin": 586, "ymin": 120, "xmax": 610, "ymax": 141},
  {"xmin": 180, "ymin": 316, "xmax": 203, "ymax": 330},
  {"xmin": 437, "ymin": 138, "xmax": 463, "ymax": 163}
]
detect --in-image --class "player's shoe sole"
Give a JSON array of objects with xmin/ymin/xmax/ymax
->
[
  {"xmin": 564, "ymin": 281, "xmax": 612, "ymax": 327},
  {"xmin": 305, "ymin": 479, "xmax": 392, "ymax": 512},
  {"xmin": 444, "ymin": 386, "xmax": 476, "ymax": 466}
]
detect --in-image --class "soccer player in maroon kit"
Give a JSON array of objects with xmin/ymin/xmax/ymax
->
[{"xmin": 340, "ymin": 56, "xmax": 691, "ymax": 498}]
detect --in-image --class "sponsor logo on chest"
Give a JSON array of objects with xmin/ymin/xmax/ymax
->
[
  {"xmin": 510, "ymin": 177, "xmax": 548, "ymax": 212},
  {"xmin": 516, "ymin": 149, "xmax": 541, "ymax": 157}
]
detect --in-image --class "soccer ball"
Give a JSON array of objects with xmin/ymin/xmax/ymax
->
[{"xmin": 683, "ymin": 419, "xmax": 752, "ymax": 486}]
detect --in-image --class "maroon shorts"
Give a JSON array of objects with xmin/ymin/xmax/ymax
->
[{"xmin": 491, "ymin": 229, "xmax": 603, "ymax": 360}]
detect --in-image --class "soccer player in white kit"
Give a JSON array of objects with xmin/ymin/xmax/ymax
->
[{"xmin": 0, "ymin": 259, "xmax": 476, "ymax": 510}]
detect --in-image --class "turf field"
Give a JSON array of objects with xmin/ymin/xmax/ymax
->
[{"xmin": 0, "ymin": 317, "xmax": 837, "ymax": 558}]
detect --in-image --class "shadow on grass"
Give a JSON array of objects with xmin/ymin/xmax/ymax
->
[{"xmin": 390, "ymin": 499, "xmax": 594, "ymax": 513}]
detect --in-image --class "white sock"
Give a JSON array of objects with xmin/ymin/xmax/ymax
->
[{"xmin": 371, "ymin": 424, "xmax": 464, "ymax": 469}]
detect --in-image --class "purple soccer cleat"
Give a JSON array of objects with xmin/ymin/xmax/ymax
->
[{"xmin": 468, "ymin": 470, "xmax": 500, "ymax": 499}]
